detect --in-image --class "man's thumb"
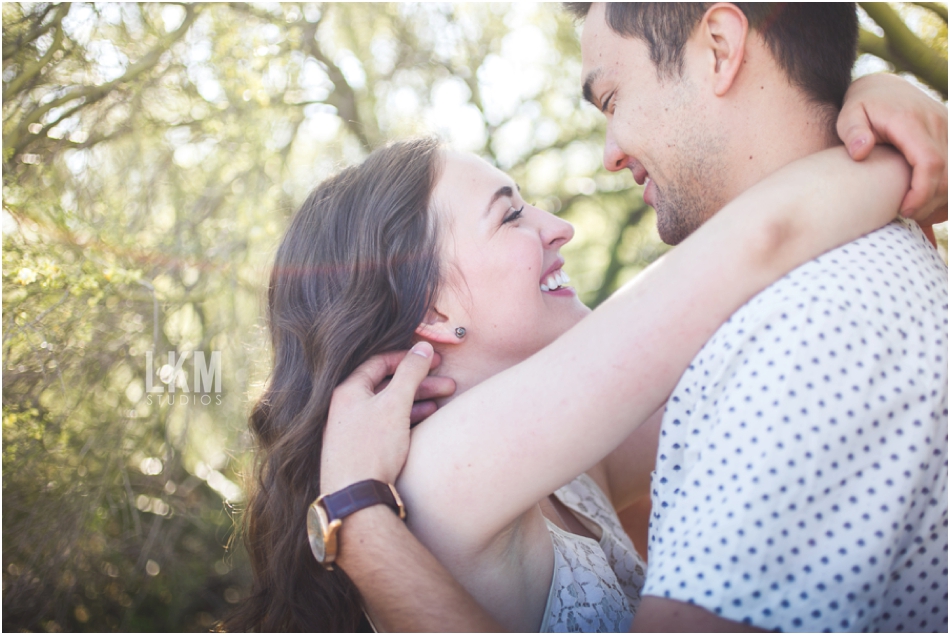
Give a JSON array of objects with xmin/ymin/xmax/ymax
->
[{"xmin": 385, "ymin": 342, "xmax": 435, "ymax": 405}]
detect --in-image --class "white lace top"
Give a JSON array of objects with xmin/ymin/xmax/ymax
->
[{"xmin": 540, "ymin": 473, "xmax": 647, "ymax": 632}]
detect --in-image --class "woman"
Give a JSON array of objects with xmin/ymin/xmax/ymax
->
[{"xmin": 226, "ymin": 137, "xmax": 911, "ymax": 631}]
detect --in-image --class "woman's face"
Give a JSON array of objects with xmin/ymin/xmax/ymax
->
[{"xmin": 430, "ymin": 151, "xmax": 591, "ymax": 367}]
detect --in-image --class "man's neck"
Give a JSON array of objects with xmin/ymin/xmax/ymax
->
[
  {"xmin": 712, "ymin": 37, "xmax": 840, "ymax": 210},
  {"xmin": 723, "ymin": 105, "xmax": 838, "ymax": 207}
]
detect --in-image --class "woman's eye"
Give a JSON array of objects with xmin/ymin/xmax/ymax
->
[{"xmin": 503, "ymin": 205, "xmax": 525, "ymax": 224}]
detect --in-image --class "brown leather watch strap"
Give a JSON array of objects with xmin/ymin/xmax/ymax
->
[{"xmin": 321, "ymin": 479, "xmax": 405, "ymax": 522}]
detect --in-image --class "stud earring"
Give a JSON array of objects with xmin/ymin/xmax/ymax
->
[{"xmin": 454, "ymin": 327, "xmax": 466, "ymax": 339}]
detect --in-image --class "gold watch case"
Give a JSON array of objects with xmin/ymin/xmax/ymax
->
[
  {"xmin": 306, "ymin": 483, "xmax": 406, "ymax": 571},
  {"xmin": 307, "ymin": 496, "xmax": 341, "ymax": 570},
  {"xmin": 388, "ymin": 482, "xmax": 407, "ymax": 520}
]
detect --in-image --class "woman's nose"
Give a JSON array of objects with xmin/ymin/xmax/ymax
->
[{"xmin": 540, "ymin": 211, "xmax": 574, "ymax": 249}]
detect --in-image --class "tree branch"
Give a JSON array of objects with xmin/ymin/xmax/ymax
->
[
  {"xmin": 858, "ymin": 28, "xmax": 895, "ymax": 63},
  {"xmin": 2, "ymin": 4, "xmax": 59, "ymax": 62},
  {"xmin": 859, "ymin": 1, "xmax": 948, "ymax": 98},
  {"xmin": 44, "ymin": 125, "xmax": 136, "ymax": 153},
  {"xmin": 299, "ymin": 20, "xmax": 374, "ymax": 152},
  {"xmin": 911, "ymin": 2, "xmax": 948, "ymax": 23},
  {"xmin": 4, "ymin": 5, "xmax": 200, "ymax": 169},
  {"xmin": 2, "ymin": 5, "xmax": 70, "ymax": 101}
]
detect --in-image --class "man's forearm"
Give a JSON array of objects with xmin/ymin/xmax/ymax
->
[
  {"xmin": 632, "ymin": 596, "xmax": 765, "ymax": 633},
  {"xmin": 336, "ymin": 505, "xmax": 502, "ymax": 632}
]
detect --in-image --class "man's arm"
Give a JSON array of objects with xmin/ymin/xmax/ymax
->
[
  {"xmin": 320, "ymin": 344, "xmax": 501, "ymax": 632},
  {"xmin": 632, "ymin": 596, "xmax": 764, "ymax": 633},
  {"xmin": 338, "ymin": 505, "xmax": 501, "ymax": 632},
  {"xmin": 322, "ymin": 352, "xmax": 753, "ymax": 635}
]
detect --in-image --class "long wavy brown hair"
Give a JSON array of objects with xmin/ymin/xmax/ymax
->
[{"xmin": 224, "ymin": 138, "xmax": 444, "ymax": 631}]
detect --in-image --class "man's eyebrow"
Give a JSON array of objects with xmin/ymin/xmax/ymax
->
[
  {"xmin": 582, "ymin": 68, "xmax": 602, "ymax": 107},
  {"xmin": 486, "ymin": 184, "xmax": 518, "ymax": 215}
]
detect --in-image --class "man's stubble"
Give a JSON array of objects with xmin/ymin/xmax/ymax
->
[
  {"xmin": 649, "ymin": 75, "xmax": 730, "ymax": 247},
  {"xmin": 653, "ymin": 124, "xmax": 729, "ymax": 247}
]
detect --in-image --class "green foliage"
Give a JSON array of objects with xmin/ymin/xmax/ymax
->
[
  {"xmin": 2, "ymin": 2, "xmax": 946, "ymax": 631},
  {"xmin": 859, "ymin": 2, "xmax": 948, "ymax": 97}
]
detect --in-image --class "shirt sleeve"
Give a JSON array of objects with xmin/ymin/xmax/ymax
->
[{"xmin": 642, "ymin": 263, "xmax": 948, "ymax": 632}]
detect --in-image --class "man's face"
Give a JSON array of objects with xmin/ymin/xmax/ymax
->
[{"xmin": 580, "ymin": 3, "xmax": 728, "ymax": 245}]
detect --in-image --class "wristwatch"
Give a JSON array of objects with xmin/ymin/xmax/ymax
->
[{"xmin": 307, "ymin": 479, "xmax": 406, "ymax": 570}]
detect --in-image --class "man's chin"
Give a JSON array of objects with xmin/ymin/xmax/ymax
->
[
  {"xmin": 655, "ymin": 202, "xmax": 709, "ymax": 246},
  {"xmin": 655, "ymin": 212, "xmax": 688, "ymax": 246}
]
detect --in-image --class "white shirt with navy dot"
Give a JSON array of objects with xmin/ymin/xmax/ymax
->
[{"xmin": 643, "ymin": 220, "xmax": 948, "ymax": 632}]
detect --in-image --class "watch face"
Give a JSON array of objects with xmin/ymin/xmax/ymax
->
[{"xmin": 307, "ymin": 502, "xmax": 328, "ymax": 563}]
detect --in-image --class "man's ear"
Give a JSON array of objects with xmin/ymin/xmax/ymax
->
[
  {"xmin": 414, "ymin": 307, "xmax": 460, "ymax": 345},
  {"xmin": 700, "ymin": 3, "xmax": 748, "ymax": 97}
]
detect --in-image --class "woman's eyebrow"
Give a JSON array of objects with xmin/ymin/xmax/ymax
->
[{"xmin": 485, "ymin": 184, "xmax": 519, "ymax": 215}]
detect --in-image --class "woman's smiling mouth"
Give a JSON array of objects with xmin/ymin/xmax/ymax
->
[
  {"xmin": 540, "ymin": 268, "xmax": 570, "ymax": 292},
  {"xmin": 540, "ymin": 258, "xmax": 574, "ymax": 294}
]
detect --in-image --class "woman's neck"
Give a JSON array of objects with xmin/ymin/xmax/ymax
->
[{"xmin": 429, "ymin": 347, "xmax": 522, "ymax": 407}]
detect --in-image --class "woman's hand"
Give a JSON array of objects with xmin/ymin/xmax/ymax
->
[
  {"xmin": 320, "ymin": 342, "xmax": 455, "ymax": 495},
  {"xmin": 837, "ymin": 73, "xmax": 948, "ymax": 230}
]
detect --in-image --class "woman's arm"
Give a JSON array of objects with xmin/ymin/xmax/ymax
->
[
  {"xmin": 400, "ymin": 146, "xmax": 911, "ymax": 558},
  {"xmin": 837, "ymin": 73, "xmax": 947, "ymax": 227}
]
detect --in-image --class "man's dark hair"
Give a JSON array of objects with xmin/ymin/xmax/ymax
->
[{"xmin": 565, "ymin": 3, "xmax": 858, "ymax": 110}]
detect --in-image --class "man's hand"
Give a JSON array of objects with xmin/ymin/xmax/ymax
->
[
  {"xmin": 320, "ymin": 342, "xmax": 455, "ymax": 495},
  {"xmin": 837, "ymin": 73, "xmax": 948, "ymax": 237},
  {"xmin": 321, "ymin": 345, "xmax": 500, "ymax": 632}
]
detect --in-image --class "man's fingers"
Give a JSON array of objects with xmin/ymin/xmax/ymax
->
[
  {"xmin": 415, "ymin": 375, "xmax": 457, "ymax": 402},
  {"xmin": 341, "ymin": 347, "xmax": 428, "ymax": 397},
  {"xmin": 344, "ymin": 351, "xmax": 406, "ymax": 390},
  {"xmin": 338, "ymin": 345, "xmax": 449, "ymax": 406},
  {"xmin": 410, "ymin": 400, "xmax": 438, "ymax": 426},
  {"xmin": 373, "ymin": 353, "xmax": 449, "ymax": 395},
  {"xmin": 383, "ymin": 342, "xmax": 436, "ymax": 407}
]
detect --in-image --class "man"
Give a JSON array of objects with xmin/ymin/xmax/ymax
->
[
  {"xmin": 573, "ymin": 3, "xmax": 947, "ymax": 631},
  {"xmin": 319, "ymin": 3, "xmax": 948, "ymax": 631}
]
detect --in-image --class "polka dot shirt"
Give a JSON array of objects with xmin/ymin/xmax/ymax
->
[{"xmin": 643, "ymin": 220, "xmax": 948, "ymax": 632}]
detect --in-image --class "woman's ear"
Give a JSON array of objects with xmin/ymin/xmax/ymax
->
[
  {"xmin": 700, "ymin": 3, "xmax": 748, "ymax": 97},
  {"xmin": 415, "ymin": 307, "xmax": 461, "ymax": 345}
]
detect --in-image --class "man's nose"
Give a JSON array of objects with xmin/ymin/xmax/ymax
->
[{"xmin": 603, "ymin": 127, "xmax": 629, "ymax": 172}]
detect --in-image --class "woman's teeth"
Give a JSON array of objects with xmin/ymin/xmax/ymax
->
[{"xmin": 540, "ymin": 270, "xmax": 570, "ymax": 292}]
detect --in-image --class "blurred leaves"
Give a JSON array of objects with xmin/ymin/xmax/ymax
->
[
  {"xmin": 0, "ymin": 4, "xmax": 641, "ymax": 631},
  {"xmin": 2, "ymin": 2, "xmax": 946, "ymax": 631},
  {"xmin": 859, "ymin": 1, "xmax": 948, "ymax": 97}
]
